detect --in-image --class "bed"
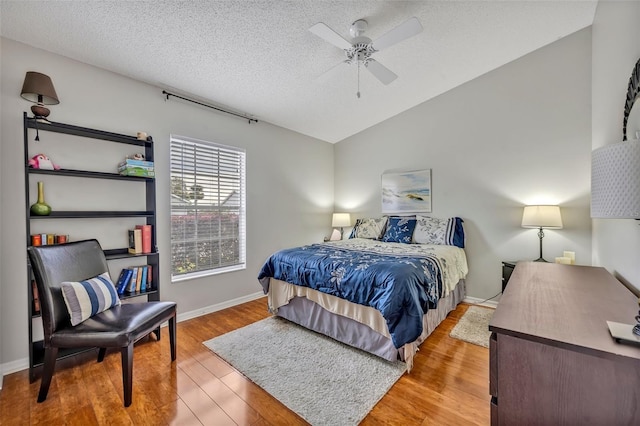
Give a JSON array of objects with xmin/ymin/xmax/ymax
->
[{"xmin": 257, "ymin": 216, "xmax": 468, "ymax": 370}]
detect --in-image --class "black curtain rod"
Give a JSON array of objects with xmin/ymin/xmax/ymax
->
[{"xmin": 162, "ymin": 90, "xmax": 258, "ymax": 124}]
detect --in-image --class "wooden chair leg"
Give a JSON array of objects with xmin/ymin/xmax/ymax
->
[
  {"xmin": 97, "ymin": 348, "xmax": 107, "ymax": 362},
  {"xmin": 152, "ymin": 325, "xmax": 161, "ymax": 341},
  {"xmin": 38, "ymin": 347, "xmax": 59, "ymax": 403},
  {"xmin": 169, "ymin": 314, "xmax": 177, "ymax": 361},
  {"xmin": 121, "ymin": 344, "xmax": 134, "ymax": 407}
]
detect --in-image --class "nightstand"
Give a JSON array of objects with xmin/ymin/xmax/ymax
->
[{"xmin": 501, "ymin": 261, "xmax": 517, "ymax": 292}]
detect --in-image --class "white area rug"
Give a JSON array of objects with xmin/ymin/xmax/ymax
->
[
  {"xmin": 449, "ymin": 306, "xmax": 494, "ymax": 348},
  {"xmin": 203, "ymin": 316, "xmax": 406, "ymax": 425}
]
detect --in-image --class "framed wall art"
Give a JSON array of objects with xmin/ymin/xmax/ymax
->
[{"xmin": 381, "ymin": 169, "xmax": 432, "ymax": 214}]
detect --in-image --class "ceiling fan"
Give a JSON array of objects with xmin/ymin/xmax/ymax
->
[{"xmin": 309, "ymin": 17, "xmax": 423, "ymax": 98}]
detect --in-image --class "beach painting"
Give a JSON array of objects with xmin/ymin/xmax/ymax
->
[{"xmin": 381, "ymin": 169, "xmax": 432, "ymax": 213}]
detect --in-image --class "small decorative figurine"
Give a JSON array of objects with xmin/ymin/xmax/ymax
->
[
  {"xmin": 29, "ymin": 153, "xmax": 60, "ymax": 170},
  {"xmin": 129, "ymin": 153, "xmax": 145, "ymax": 161}
]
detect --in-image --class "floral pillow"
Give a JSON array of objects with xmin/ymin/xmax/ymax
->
[
  {"xmin": 349, "ymin": 217, "xmax": 388, "ymax": 240},
  {"xmin": 413, "ymin": 216, "xmax": 465, "ymax": 248},
  {"xmin": 382, "ymin": 217, "xmax": 417, "ymax": 244}
]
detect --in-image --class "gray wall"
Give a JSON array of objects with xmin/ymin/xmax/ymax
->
[
  {"xmin": 0, "ymin": 38, "xmax": 334, "ymax": 371},
  {"xmin": 334, "ymin": 28, "xmax": 593, "ymax": 300},
  {"xmin": 591, "ymin": 1, "xmax": 640, "ymax": 292}
]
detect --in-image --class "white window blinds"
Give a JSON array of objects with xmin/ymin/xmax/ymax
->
[{"xmin": 170, "ymin": 135, "xmax": 246, "ymax": 280}]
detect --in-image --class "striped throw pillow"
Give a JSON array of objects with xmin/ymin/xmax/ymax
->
[
  {"xmin": 413, "ymin": 216, "xmax": 465, "ymax": 248},
  {"xmin": 61, "ymin": 272, "xmax": 121, "ymax": 326}
]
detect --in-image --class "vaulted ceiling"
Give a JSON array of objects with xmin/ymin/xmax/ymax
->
[{"xmin": 0, "ymin": 1, "xmax": 597, "ymax": 143}]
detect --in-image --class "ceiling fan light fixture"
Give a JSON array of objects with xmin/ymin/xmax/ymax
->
[{"xmin": 350, "ymin": 19, "xmax": 368, "ymax": 38}]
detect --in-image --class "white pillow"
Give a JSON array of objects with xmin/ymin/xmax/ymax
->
[
  {"xmin": 413, "ymin": 215, "xmax": 450, "ymax": 244},
  {"xmin": 352, "ymin": 217, "xmax": 388, "ymax": 239}
]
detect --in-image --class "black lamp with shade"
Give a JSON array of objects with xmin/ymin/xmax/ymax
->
[
  {"xmin": 521, "ymin": 205, "xmax": 563, "ymax": 262},
  {"xmin": 20, "ymin": 71, "xmax": 59, "ymax": 120}
]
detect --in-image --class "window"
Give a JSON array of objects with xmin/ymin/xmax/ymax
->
[{"xmin": 170, "ymin": 135, "xmax": 246, "ymax": 280}]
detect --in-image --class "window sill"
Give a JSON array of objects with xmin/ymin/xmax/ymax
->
[{"xmin": 171, "ymin": 264, "xmax": 246, "ymax": 283}]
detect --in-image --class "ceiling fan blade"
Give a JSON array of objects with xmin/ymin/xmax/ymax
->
[
  {"xmin": 371, "ymin": 17, "xmax": 423, "ymax": 52},
  {"xmin": 366, "ymin": 59, "xmax": 397, "ymax": 85},
  {"xmin": 309, "ymin": 22, "xmax": 352, "ymax": 50}
]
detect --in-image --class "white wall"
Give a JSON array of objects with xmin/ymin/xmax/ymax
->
[
  {"xmin": 0, "ymin": 41, "xmax": 3, "ymax": 388},
  {"xmin": 334, "ymin": 28, "xmax": 593, "ymax": 300},
  {"xmin": 591, "ymin": 1, "xmax": 640, "ymax": 293},
  {"xmin": 0, "ymin": 38, "xmax": 334, "ymax": 371}
]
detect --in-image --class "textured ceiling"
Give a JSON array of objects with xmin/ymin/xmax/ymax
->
[{"xmin": 0, "ymin": 1, "xmax": 597, "ymax": 143}]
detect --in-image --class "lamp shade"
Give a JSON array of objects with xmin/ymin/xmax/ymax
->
[
  {"xmin": 20, "ymin": 72, "xmax": 59, "ymax": 105},
  {"xmin": 332, "ymin": 213, "xmax": 351, "ymax": 227},
  {"xmin": 591, "ymin": 140, "xmax": 640, "ymax": 218},
  {"xmin": 522, "ymin": 205, "xmax": 563, "ymax": 229}
]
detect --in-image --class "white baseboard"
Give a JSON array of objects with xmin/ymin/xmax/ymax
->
[
  {"xmin": 0, "ymin": 357, "xmax": 29, "ymax": 378},
  {"xmin": 0, "ymin": 291, "xmax": 266, "ymax": 380},
  {"xmin": 463, "ymin": 296, "xmax": 499, "ymax": 309},
  {"xmin": 176, "ymin": 291, "xmax": 265, "ymax": 323}
]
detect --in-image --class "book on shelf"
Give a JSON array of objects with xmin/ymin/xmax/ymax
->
[
  {"xmin": 146, "ymin": 264, "xmax": 152, "ymax": 290},
  {"xmin": 31, "ymin": 234, "xmax": 69, "ymax": 246},
  {"xmin": 135, "ymin": 224, "xmax": 152, "ymax": 254},
  {"xmin": 127, "ymin": 267, "xmax": 139, "ymax": 293},
  {"xmin": 118, "ymin": 158, "xmax": 154, "ymax": 168},
  {"xmin": 128, "ymin": 228, "xmax": 142, "ymax": 254},
  {"xmin": 140, "ymin": 266, "xmax": 148, "ymax": 292},
  {"xmin": 115, "ymin": 268, "xmax": 133, "ymax": 295},
  {"xmin": 135, "ymin": 266, "xmax": 143, "ymax": 291},
  {"xmin": 117, "ymin": 265, "xmax": 152, "ymax": 294},
  {"xmin": 36, "ymin": 233, "xmax": 54, "ymax": 245},
  {"xmin": 118, "ymin": 159, "xmax": 155, "ymax": 177}
]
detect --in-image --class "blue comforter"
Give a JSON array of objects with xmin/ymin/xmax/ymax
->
[{"xmin": 257, "ymin": 242, "xmax": 443, "ymax": 348}]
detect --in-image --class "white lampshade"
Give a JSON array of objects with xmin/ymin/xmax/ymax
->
[
  {"xmin": 521, "ymin": 205, "xmax": 563, "ymax": 229},
  {"xmin": 591, "ymin": 140, "xmax": 640, "ymax": 218},
  {"xmin": 332, "ymin": 213, "xmax": 351, "ymax": 227}
]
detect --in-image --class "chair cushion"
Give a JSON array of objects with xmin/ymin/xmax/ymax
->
[
  {"xmin": 61, "ymin": 272, "xmax": 121, "ymax": 326},
  {"xmin": 51, "ymin": 302, "xmax": 177, "ymax": 348}
]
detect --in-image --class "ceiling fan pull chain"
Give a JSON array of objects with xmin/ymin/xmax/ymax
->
[{"xmin": 357, "ymin": 56, "xmax": 361, "ymax": 99}]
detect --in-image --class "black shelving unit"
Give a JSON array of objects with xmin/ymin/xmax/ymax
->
[{"xmin": 23, "ymin": 112, "xmax": 160, "ymax": 382}]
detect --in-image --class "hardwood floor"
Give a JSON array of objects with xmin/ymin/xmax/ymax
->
[{"xmin": 0, "ymin": 299, "xmax": 490, "ymax": 425}]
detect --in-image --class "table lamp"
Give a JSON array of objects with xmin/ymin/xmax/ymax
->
[
  {"xmin": 521, "ymin": 205, "xmax": 562, "ymax": 262},
  {"xmin": 21, "ymin": 71, "xmax": 59, "ymax": 120},
  {"xmin": 332, "ymin": 213, "xmax": 351, "ymax": 240}
]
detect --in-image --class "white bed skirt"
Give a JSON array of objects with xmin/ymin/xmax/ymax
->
[{"xmin": 267, "ymin": 278, "xmax": 466, "ymax": 370}]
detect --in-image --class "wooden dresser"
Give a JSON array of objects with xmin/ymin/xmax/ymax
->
[{"xmin": 489, "ymin": 262, "xmax": 640, "ymax": 425}]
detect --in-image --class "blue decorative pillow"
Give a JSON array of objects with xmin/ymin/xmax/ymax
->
[
  {"xmin": 413, "ymin": 215, "xmax": 465, "ymax": 248},
  {"xmin": 60, "ymin": 272, "xmax": 121, "ymax": 326},
  {"xmin": 382, "ymin": 217, "xmax": 417, "ymax": 244}
]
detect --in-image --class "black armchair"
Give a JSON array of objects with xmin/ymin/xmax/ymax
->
[{"xmin": 27, "ymin": 239, "xmax": 176, "ymax": 407}]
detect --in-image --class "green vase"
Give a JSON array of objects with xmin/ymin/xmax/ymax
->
[{"xmin": 30, "ymin": 181, "xmax": 51, "ymax": 216}]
